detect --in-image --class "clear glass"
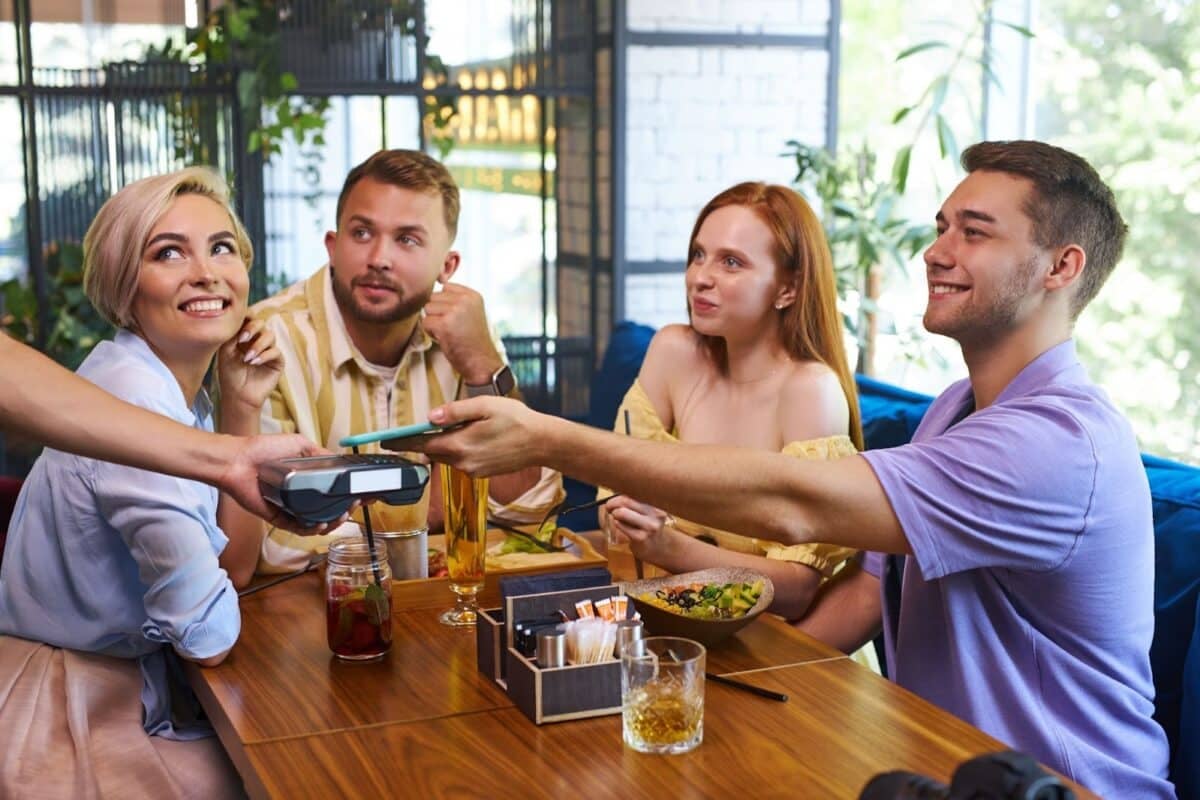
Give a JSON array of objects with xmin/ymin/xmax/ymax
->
[
  {"xmin": 438, "ymin": 464, "xmax": 488, "ymax": 626},
  {"xmin": 621, "ymin": 636, "xmax": 705, "ymax": 754},
  {"xmin": 325, "ymin": 539, "xmax": 392, "ymax": 661}
]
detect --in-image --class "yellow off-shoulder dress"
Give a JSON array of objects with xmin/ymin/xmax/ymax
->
[{"xmin": 602, "ymin": 380, "xmax": 880, "ymax": 671}]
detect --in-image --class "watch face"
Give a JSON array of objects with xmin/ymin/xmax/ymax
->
[{"xmin": 495, "ymin": 365, "xmax": 516, "ymax": 395}]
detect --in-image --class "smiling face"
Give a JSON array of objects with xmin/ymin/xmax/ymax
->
[
  {"xmin": 326, "ymin": 177, "xmax": 458, "ymax": 326},
  {"xmin": 129, "ymin": 192, "xmax": 249, "ymax": 367},
  {"xmin": 923, "ymin": 170, "xmax": 1051, "ymax": 346},
  {"xmin": 686, "ymin": 204, "xmax": 791, "ymax": 342}
]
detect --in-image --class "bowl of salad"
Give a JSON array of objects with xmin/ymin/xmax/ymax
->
[{"xmin": 620, "ymin": 567, "xmax": 774, "ymax": 647}]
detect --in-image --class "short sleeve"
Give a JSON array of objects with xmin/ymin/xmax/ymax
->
[{"xmin": 861, "ymin": 398, "xmax": 1097, "ymax": 579}]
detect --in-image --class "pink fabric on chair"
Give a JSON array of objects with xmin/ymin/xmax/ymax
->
[{"xmin": 0, "ymin": 636, "xmax": 246, "ymax": 799}]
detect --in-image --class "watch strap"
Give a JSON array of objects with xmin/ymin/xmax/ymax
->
[{"xmin": 465, "ymin": 364, "xmax": 516, "ymax": 397}]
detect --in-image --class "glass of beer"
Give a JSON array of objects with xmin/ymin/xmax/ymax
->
[
  {"xmin": 621, "ymin": 636, "xmax": 706, "ymax": 754},
  {"xmin": 438, "ymin": 463, "xmax": 489, "ymax": 627}
]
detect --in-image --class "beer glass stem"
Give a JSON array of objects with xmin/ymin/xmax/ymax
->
[{"xmin": 441, "ymin": 583, "xmax": 480, "ymax": 626}]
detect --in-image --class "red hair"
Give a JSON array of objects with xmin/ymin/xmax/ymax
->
[{"xmin": 688, "ymin": 182, "xmax": 863, "ymax": 450}]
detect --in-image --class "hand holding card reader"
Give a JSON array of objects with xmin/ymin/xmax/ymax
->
[{"xmin": 258, "ymin": 454, "xmax": 430, "ymax": 526}]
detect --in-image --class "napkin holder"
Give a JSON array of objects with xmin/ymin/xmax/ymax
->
[{"xmin": 476, "ymin": 584, "xmax": 623, "ymax": 724}]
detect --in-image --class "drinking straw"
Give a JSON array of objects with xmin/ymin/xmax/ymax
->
[
  {"xmin": 351, "ymin": 445, "xmax": 384, "ymax": 586},
  {"xmin": 624, "ymin": 409, "xmax": 645, "ymax": 580},
  {"xmin": 705, "ymin": 672, "xmax": 789, "ymax": 702}
]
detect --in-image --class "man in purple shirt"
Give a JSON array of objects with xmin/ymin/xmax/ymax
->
[{"xmin": 409, "ymin": 141, "xmax": 1173, "ymax": 797}]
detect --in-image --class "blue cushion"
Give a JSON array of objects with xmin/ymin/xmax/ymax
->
[
  {"xmin": 854, "ymin": 374, "xmax": 933, "ymax": 451},
  {"xmin": 1177, "ymin": 601, "xmax": 1200, "ymax": 799},
  {"xmin": 1144, "ymin": 453, "xmax": 1200, "ymax": 763}
]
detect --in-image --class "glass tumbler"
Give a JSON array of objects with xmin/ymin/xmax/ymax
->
[{"xmin": 621, "ymin": 636, "xmax": 706, "ymax": 754}]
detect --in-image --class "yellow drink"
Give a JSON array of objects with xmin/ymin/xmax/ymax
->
[
  {"xmin": 440, "ymin": 463, "xmax": 488, "ymax": 595},
  {"xmin": 623, "ymin": 682, "xmax": 704, "ymax": 748}
]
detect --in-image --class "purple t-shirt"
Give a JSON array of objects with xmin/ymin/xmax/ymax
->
[{"xmin": 861, "ymin": 341, "xmax": 1172, "ymax": 798}]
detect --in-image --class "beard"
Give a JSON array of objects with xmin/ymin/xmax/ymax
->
[
  {"xmin": 330, "ymin": 266, "xmax": 434, "ymax": 324},
  {"xmin": 924, "ymin": 253, "xmax": 1041, "ymax": 344}
]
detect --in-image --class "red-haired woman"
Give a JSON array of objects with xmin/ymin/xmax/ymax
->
[{"xmin": 600, "ymin": 182, "xmax": 876, "ymax": 658}]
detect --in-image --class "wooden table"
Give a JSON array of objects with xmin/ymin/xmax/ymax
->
[{"xmin": 188, "ymin": 549, "xmax": 1097, "ymax": 799}]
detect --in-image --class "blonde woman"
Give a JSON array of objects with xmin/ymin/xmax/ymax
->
[
  {"xmin": 0, "ymin": 168, "xmax": 278, "ymax": 797},
  {"xmin": 601, "ymin": 183, "xmax": 876, "ymax": 654}
]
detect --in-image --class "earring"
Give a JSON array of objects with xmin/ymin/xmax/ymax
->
[{"xmin": 774, "ymin": 301, "xmax": 785, "ymax": 310}]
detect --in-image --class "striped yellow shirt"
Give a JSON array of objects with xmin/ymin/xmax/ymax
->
[{"xmin": 252, "ymin": 265, "xmax": 564, "ymax": 573}]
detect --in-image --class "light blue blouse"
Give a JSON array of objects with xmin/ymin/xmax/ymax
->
[{"xmin": 0, "ymin": 330, "xmax": 240, "ymax": 740}]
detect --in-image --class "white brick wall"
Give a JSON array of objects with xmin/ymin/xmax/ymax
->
[
  {"xmin": 627, "ymin": 0, "xmax": 827, "ymax": 35},
  {"xmin": 624, "ymin": 273, "xmax": 689, "ymax": 329},
  {"xmin": 624, "ymin": 45, "xmax": 828, "ymax": 264},
  {"xmin": 616, "ymin": 0, "xmax": 833, "ymax": 326}
]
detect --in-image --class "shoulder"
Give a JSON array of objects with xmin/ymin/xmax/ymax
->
[
  {"xmin": 777, "ymin": 361, "xmax": 850, "ymax": 440},
  {"xmin": 77, "ymin": 338, "xmax": 182, "ymax": 419},
  {"xmin": 641, "ymin": 325, "xmax": 706, "ymax": 375},
  {"xmin": 252, "ymin": 271, "xmax": 319, "ymax": 324}
]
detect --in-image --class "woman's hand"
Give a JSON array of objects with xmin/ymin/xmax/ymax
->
[
  {"xmin": 217, "ymin": 318, "xmax": 283, "ymax": 426},
  {"xmin": 605, "ymin": 495, "xmax": 678, "ymax": 563}
]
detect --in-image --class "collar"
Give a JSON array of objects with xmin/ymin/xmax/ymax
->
[
  {"xmin": 992, "ymin": 339, "xmax": 1082, "ymax": 405},
  {"xmin": 111, "ymin": 329, "xmax": 212, "ymax": 423},
  {"xmin": 312, "ymin": 264, "xmax": 434, "ymax": 375}
]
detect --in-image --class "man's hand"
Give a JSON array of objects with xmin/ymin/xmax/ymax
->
[
  {"xmin": 410, "ymin": 397, "xmax": 547, "ymax": 476},
  {"xmin": 422, "ymin": 283, "xmax": 504, "ymax": 385},
  {"xmin": 218, "ymin": 432, "xmax": 349, "ymax": 535}
]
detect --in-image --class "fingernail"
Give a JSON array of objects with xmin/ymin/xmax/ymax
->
[
  {"xmin": 430, "ymin": 408, "xmax": 446, "ymax": 423},
  {"xmin": 243, "ymin": 350, "xmax": 258, "ymax": 363},
  {"xmin": 238, "ymin": 331, "xmax": 252, "ymax": 343},
  {"xmin": 250, "ymin": 355, "xmax": 263, "ymax": 366}
]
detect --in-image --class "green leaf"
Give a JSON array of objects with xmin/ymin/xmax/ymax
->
[
  {"xmin": 996, "ymin": 21, "xmax": 1035, "ymax": 38},
  {"xmin": 895, "ymin": 41, "xmax": 949, "ymax": 61},
  {"xmin": 891, "ymin": 105, "xmax": 914, "ymax": 124},
  {"xmin": 936, "ymin": 113, "xmax": 958, "ymax": 161},
  {"xmin": 279, "ymin": 71, "xmax": 298, "ymax": 92},
  {"xmin": 892, "ymin": 144, "xmax": 913, "ymax": 194},
  {"xmin": 364, "ymin": 583, "xmax": 390, "ymax": 626}
]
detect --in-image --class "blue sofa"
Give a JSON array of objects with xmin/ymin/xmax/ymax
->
[{"xmin": 582, "ymin": 323, "xmax": 1200, "ymax": 794}]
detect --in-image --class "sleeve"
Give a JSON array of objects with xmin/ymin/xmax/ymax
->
[
  {"xmin": 761, "ymin": 435, "xmax": 859, "ymax": 576},
  {"xmin": 92, "ymin": 458, "xmax": 240, "ymax": 661},
  {"xmin": 861, "ymin": 399, "xmax": 1095, "ymax": 579},
  {"xmin": 487, "ymin": 469, "xmax": 565, "ymax": 524}
]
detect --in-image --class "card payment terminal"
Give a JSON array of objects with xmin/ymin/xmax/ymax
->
[{"xmin": 258, "ymin": 453, "xmax": 430, "ymax": 525}]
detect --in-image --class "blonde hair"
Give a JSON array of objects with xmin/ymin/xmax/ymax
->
[{"xmin": 83, "ymin": 167, "xmax": 253, "ymax": 329}]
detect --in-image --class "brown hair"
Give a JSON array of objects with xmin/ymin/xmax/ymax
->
[
  {"xmin": 961, "ymin": 140, "xmax": 1127, "ymax": 317},
  {"xmin": 688, "ymin": 182, "xmax": 863, "ymax": 450},
  {"xmin": 335, "ymin": 149, "xmax": 461, "ymax": 240},
  {"xmin": 83, "ymin": 167, "xmax": 252, "ymax": 329}
]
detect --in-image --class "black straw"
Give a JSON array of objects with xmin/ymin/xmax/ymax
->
[
  {"xmin": 706, "ymin": 672, "xmax": 789, "ymax": 702},
  {"xmin": 351, "ymin": 445, "xmax": 384, "ymax": 586},
  {"xmin": 623, "ymin": 409, "xmax": 644, "ymax": 580}
]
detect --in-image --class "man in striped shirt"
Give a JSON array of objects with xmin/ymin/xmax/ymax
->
[{"xmin": 238, "ymin": 149, "xmax": 563, "ymax": 572}]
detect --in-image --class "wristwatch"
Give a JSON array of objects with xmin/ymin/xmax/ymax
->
[{"xmin": 465, "ymin": 364, "xmax": 517, "ymax": 397}]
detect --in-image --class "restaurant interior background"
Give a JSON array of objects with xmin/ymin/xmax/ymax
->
[{"xmin": 0, "ymin": 0, "xmax": 1196, "ymax": 477}]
